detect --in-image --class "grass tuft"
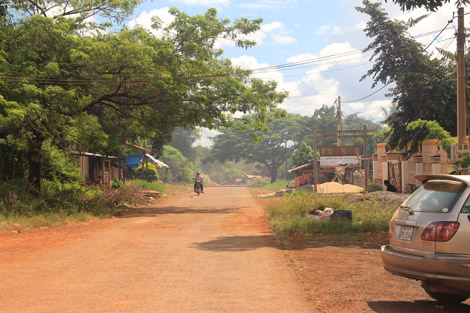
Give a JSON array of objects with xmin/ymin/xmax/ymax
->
[{"xmin": 264, "ymin": 192, "xmax": 400, "ymax": 242}]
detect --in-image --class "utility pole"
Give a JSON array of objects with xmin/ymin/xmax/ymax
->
[
  {"xmin": 363, "ymin": 125, "xmax": 369, "ymax": 191},
  {"xmin": 457, "ymin": 7, "xmax": 467, "ymax": 144},
  {"xmin": 313, "ymin": 126, "xmax": 318, "ymax": 187},
  {"xmin": 337, "ymin": 96, "xmax": 342, "ymax": 147}
]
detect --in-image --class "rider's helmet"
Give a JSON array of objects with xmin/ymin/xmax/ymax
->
[{"xmin": 196, "ymin": 171, "xmax": 200, "ymax": 175}]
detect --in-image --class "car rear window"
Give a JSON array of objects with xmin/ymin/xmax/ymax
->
[{"xmin": 404, "ymin": 180, "xmax": 466, "ymax": 213}]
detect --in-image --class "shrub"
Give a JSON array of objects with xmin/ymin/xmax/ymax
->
[
  {"xmin": 112, "ymin": 179, "xmax": 125, "ymax": 189},
  {"xmin": 265, "ymin": 193, "xmax": 399, "ymax": 241},
  {"xmin": 128, "ymin": 179, "xmax": 165, "ymax": 193},
  {"xmin": 367, "ymin": 182, "xmax": 383, "ymax": 192}
]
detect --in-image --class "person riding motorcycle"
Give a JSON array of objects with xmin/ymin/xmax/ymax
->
[{"xmin": 193, "ymin": 171, "xmax": 204, "ymax": 193}]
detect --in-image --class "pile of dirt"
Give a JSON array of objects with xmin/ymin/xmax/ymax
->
[
  {"xmin": 140, "ymin": 189, "xmax": 161, "ymax": 201},
  {"xmin": 316, "ymin": 181, "xmax": 363, "ymax": 194}
]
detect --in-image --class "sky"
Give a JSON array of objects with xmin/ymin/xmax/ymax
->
[{"xmin": 124, "ymin": 0, "xmax": 462, "ymax": 146}]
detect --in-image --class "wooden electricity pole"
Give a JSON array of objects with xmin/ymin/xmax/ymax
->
[
  {"xmin": 337, "ymin": 96, "xmax": 342, "ymax": 147},
  {"xmin": 313, "ymin": 126, "xmax": 318, "ymax": 186},
  {"xmin": 457, "ymin": 7, "xmax": 467, "ymax": 144}
]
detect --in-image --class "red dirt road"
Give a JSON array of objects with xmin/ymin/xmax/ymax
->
[
  {"xmin": 1, "ymin": 187, "xmax": 470, "ymax": 313},
  {"xmin": 0, "ymin": 187, "xmax": 312, "ymax": 313}
]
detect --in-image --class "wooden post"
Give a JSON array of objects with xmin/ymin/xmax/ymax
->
[
  {"xmin": 145, "ymin": 154, "xmax": 148, "ymax": 181},
  {"xmin": 457, "ymin": 7, "xmax": 467, "ymax": 144},
  {"xmin": 363, "ymin": 125, "xmax": 369, "ymax": 191},
  {"xmin": 313, "ymin": 126, "xmax": 318, "ymax": 188},
  {"xmin": 164, "ymin": 168, "xmax": 169, "ymax": 184},
  {"xmin": 337, "ymin": 96, "xmax": 342, "ymax": 147}
]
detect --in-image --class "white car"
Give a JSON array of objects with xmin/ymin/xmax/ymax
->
[{"xmin": 381, "ymin": 174, "xmax": 470, "ymax": 303}]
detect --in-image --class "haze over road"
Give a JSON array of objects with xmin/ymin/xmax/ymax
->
[{"xmin": 0, "ymin": 187, "xmax": 312, "ymax": 313}]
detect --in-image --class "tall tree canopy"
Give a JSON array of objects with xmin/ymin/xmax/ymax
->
[
  {"xmin": 357, "ymin": 0, "xmax": 458, "ymax": 155},
  {"xmin": 384, "ymin": 0, "xmax": 469, "ymax": 11},
  {"xmin": 210, "ymin": 113, "xmax": 309, "ymax": 183},
  {"xmin": 6, "ymin": 0, "xmax": 141, "ymax": 23},
  {"xmin": 0, "ymin": 4, "xmax": 287, "ymax": 190}
]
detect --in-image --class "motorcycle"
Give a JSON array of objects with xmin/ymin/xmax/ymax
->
[{"xmin": 194, "ymin": 181, "xmax": 203, "ymax": 195}]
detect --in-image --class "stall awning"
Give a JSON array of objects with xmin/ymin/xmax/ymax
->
[
  {"xmin": 288, "ymin": 160, "xmax": 313, "ymax": 173},
  {"xmin": 122, "ymin": 154, "xmax": 170, "ymax": 169},
  {"xmin": 145, "ymin": 154, "xmax": 170, "ymax": 169}
]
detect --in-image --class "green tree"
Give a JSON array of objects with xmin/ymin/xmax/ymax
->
[
  {"xmin": 210, "ymin": 113, "xmax": 309, "ymax": 183},
  {"xmin": 291, "ymin": 141, "xmax": 314, "ymax": 168},
  {"xmin": 0, "ymin": 17, "xmax": 109, "ymax": 190},
  {"xmin": 168, "ymin": 128, "xmax": 200, "ymax": 161},
  {"xmin": 305, "ymin": 105, "xmax": 385, "ymax": 156},
  {"xmin": 201, "ymin": 159, "xmax": 260, "ymax": 184},
  {"xmin": 384, "ymin": 0, "xmax": 469, "ymax": 11},
  {"xmin": 6, "ymin": 0, "xmax": 140, "ymax": 23},
  {"xmin": 357, "ymin": 0, "xmax": 457, "ymax": 155},
  {"xmin": 406, "ymin": 119, "xmax": 457, "ymax": 156},
  {"xmin": 0, "ymin": 9, "xmax": 287, "ymax": 190},
  {"xmin": 161, "ymin": 145, "xmax": 193, "ymax": 183}
]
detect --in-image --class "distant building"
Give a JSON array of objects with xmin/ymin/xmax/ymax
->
[
  {"xmin": 373, "ymin": 139, "xmax": 454, "ymax": 193},
  {"xmin": 72, "ymin": 152, "xmax": 122, "ymax": 187},
  {"xmin": 123, "ymin": 142, "xmax": 170, "ymax": 183}
]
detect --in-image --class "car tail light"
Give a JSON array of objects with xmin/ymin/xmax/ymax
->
[{"xmin": 421, "ymin": 222, "xmax": 460, "ymax": 242}]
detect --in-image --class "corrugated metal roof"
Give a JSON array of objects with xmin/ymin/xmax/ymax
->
[
  {"xmin": 72, "ymin": 151, "xmax": 117, "ymax": 159},
  {"xmin": 288, "ymin": 160, "xmax": 313, "ymax": 173},
  {"xmin": 145, "ymin": 154, "xmax": 170, "ymax": 169}
]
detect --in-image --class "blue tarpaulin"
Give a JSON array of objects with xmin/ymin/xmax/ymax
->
[{"xmin": 123, "ymin": 154, "xmax": 143, "ymax": 168}]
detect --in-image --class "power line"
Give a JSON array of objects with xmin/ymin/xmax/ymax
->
[{"xmin": 343, "ymin": 13, "xmax": 456, "ymax": 104}]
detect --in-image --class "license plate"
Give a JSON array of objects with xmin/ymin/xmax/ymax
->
[{"xmin": 399, "ymin": 226, "xmax": 414, "ymax": 241}]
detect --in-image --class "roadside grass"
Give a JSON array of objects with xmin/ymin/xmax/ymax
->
[
  {"xmin": 0, "ymin": 211, "xmax": 92, "ymax": 233},
  {"xmin": 127, "ymin": 179, "xmax": 166, "ymax": 193},
  {"xmin": 262, "ymin": 191, "xmax": 400, "ymax": 244},
  {"xmin": 0, "ymin": 180, "xmax": 182, "ymax": 233},
  {"xmin": 247, "ymin": 178, "xmax": 295, "ymax": 191}
]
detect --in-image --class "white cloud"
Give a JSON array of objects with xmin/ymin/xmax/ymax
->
[
  {"xmin": 193, "ymin": 128, "xmax": 221, "ymax": 147},
  {"xmin": 316, "ymin": 25, "xmax": 333, "ymax": 35},
  {"xmin": 351, "ymin": 100, "xmax": 392, "ymax": 122},
  {"xmin": 277, "ymin": 67, "xmax": 340, "ymax": 115},
  {"xmin": 246, "ymin": 21, "xmax": 296, "ymax": 46},
  {"xmin": 230, "ymin": 55, "xmax": 337, "ymax": 116},
  {"xmin": 287, "ymin": 43, "xmax": 364, "ymax": 73},
  {"xmin": 236, "ymin": 0, "xmax": 288, "ymax": 9},
  {"xmin": 273, "ymin": 35, "xmax": 297, "ymax": 45},
  {"xmin": 404, "ymin": 5, "xmax": 457, "ymax": 54},
  {"xmin": 129, "ymin": 8, "xmax": 174, "ymax": 38},
  {"xmin": 231, "ymin": 55, "xmax": 285, "ymax": 84},
  {"xmin": 287, "ymin": 53, "xmax": 316, "ymax": 63},
  {"xmin": 346, "ymin": 101, "xmax": 364, "ymax": 111},
  {"xmin": 263, "ymin": 21, "xmax": 283, "ymax": 32},
  {"xmin": 354, "ymin": 21, "xmax": 367, "ymax": 30}
]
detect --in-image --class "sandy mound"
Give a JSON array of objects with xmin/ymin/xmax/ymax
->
[{"xmin": 316, "ymin": 182, "xmax": 363, "ymax": 194}]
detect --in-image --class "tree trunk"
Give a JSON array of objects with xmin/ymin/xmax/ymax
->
[
  {"xmin": 270, "ymin": 165, "xmax": 279, "ymax": 183},
  {"xmin": 27, "ymin": 140, "xmax": 42, "ymax": 192}
]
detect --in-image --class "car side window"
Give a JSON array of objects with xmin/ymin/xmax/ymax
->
[{"xmin": 462, "ymin": 196, "xmax": 470, "ymax": 213}]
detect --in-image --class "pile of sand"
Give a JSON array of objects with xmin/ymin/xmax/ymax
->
[{"xmin": 316, "ymin": 182, "xmax": 363, "ymax": 194}]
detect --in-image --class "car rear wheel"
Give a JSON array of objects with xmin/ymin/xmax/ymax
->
[{"xmin": 422, "ymin": 284, "xmax": 469, "ymax": 304}]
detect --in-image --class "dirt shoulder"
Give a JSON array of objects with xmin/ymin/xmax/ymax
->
[{"xmin": 251, "ymin": 188, "xmax": 470, "ymax": 313}]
